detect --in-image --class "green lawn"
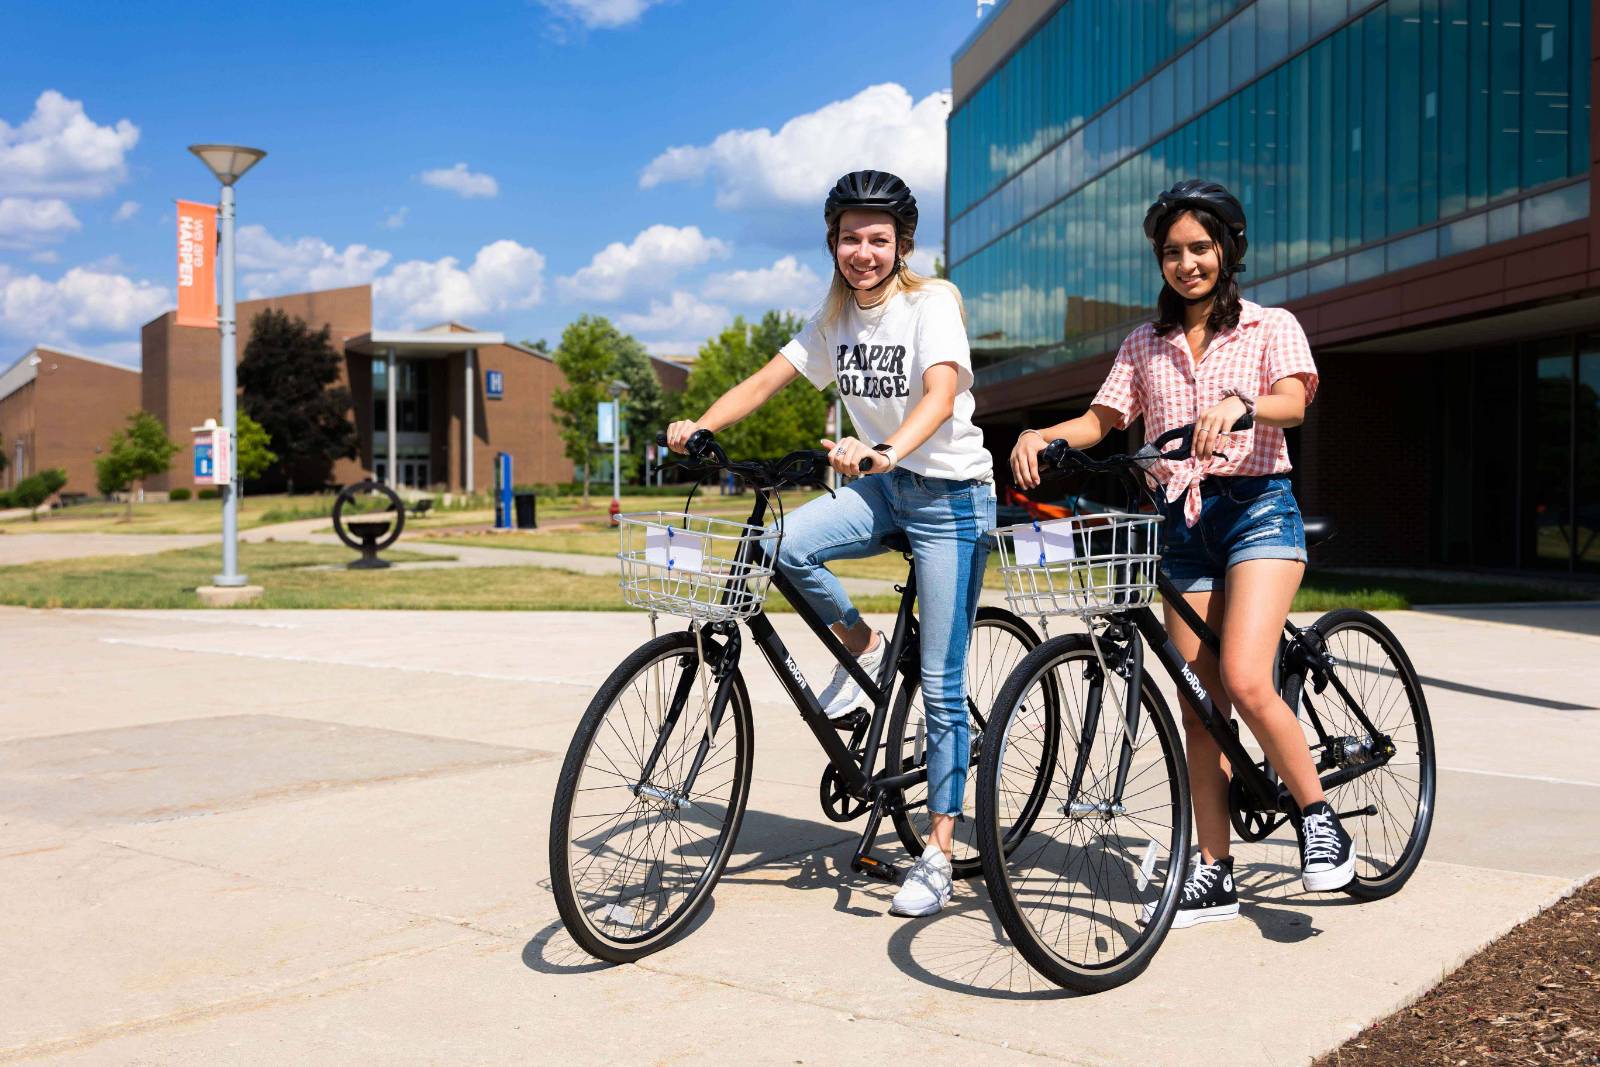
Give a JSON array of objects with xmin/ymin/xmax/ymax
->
[{"xmin": 0, "ymin": 542, "xmax": 905, "ymax": 613}]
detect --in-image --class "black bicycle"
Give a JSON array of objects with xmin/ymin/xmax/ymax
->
[
  {"xmin": 548, "ymin": 429, "xmax": 1052, "ymax": 963},
  {"xmin": 975, "ymin": 422, "xmax": 1436, "ymax": 993}
]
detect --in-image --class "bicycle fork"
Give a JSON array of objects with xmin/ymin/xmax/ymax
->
[
  {"xmin": 632, "ymin": 624, "xmax": 741, "ymax": 811},
  {"xmin": 1064, "ymin": 624, "xmax": 1143, "ymax": 819}
]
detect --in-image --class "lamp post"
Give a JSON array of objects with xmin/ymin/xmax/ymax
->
[
  {"xmin": 189, "ymin": 144, "xmax": 265, "ymax": 591},
  {"xmin": 608, "ymin": 380, "xmax": 628, "ymax": 523}
]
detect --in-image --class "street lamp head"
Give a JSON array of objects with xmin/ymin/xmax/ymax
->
[
  {"xmin": 608, "ymin": 380, "xmax": 630, "ymax": 397},
  {"xmin": 188, "ymin": 144, "xmax": 267, "ymax": 186}
]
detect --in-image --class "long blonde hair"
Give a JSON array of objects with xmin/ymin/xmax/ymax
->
[{"xmin": 820, "ymin": 220, "xmax": 966, "ymax": 329}]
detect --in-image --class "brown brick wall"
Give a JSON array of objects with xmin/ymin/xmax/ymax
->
[
  {"xmin": 142, "ymin": 286, "xmax": 372, "ymax": 491},
  {"xmin": 464, "ymin": 345, "xmax": 574, "ymax": 489},
  {"xmin": 0, "ymin": 379, "xmax": 35, "ymax": 491},
  {"xmin": 2, "ymin": 350, "xmax": 141, "ymax": 497}
]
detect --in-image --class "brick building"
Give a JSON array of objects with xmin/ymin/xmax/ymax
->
[
  {"xmin": 141, "ymin": 283, "xmax": 597, "ymax": 493},
  {"xmin": 0, "ymin": 346, "xmax": 141, "ymax": 496},
  {"xmin": 950, "ymin": 0, "xmax": 1597, "ymax": 578}
]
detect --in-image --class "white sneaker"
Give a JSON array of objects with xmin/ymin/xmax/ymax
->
[
  {"xmin": 818, "ymin": 631, "xmax": 886, "ymax": 720},
  {"xmin": 890, "ymin": 844, "xmax": 953, "ymax": 917}
]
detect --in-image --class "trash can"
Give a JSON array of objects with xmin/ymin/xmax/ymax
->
[{"xmin": 514, "ymin": 492, "xmax": 537, "ymax": 529}]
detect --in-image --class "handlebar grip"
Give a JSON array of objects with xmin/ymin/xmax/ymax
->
[
  {"xmin": 654, "ymin": 431, "xmax": 669, "ymax": 446},
  {"xmin": 1040, "ymin": 438, "xmax": 1070, "ymax": 469},
  {"xmin": 858, "ymin": 457, "xmax": 874, "ymax": 473},
  {"xmin": 1233, "ymin": 411, "xmax": 1255, "ymax": 432}
]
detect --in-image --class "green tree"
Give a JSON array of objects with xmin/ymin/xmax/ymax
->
[
  {"xmin": 235, "ymin": 412, "xmax": 277, "ymax": 483},
  {"xmin": 238, "ymin": 308, "xmax": 356, "ymax": 492},
  {"xmin": 933, "ymin": 255, "xmax": 946, "ymax": 279},
  {"xmin": 553, "ymin": 315, "xmax": 658, "ymax": 505},
  {"xmin": 96, "ymin": 411, "xmax": 179, "ymax": 520},
  {"xmin": 10, "ymin": 468, "xmax": 67, "ymax": 520},
  {"xmin": 610, "ymin": 335, "xmax": 665, "ymax": 483},
  {"xmin": 676, "ymin": 311, "xmax": 836, "ymax": 459}
]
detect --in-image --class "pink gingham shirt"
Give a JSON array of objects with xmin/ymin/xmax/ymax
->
[{"xmin": 1091, "ymin": 300, "xmax": 1318, "ymax": 527}]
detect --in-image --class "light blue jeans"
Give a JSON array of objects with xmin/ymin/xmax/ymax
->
[{"xmin": 769, "ymin": 469, "xmax": 995, "ymax": 815}]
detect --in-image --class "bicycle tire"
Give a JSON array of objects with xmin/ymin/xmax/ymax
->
[
  {"xmin": 977, "ymin": 633, "xmax": 1191, "ymax": 993},
  {"xmin": 1281, "ymin": 609, "xmax": 1435, "ymax": 901},
  {"xmin": 884, "ymin": 607, "xmax": 1050, "ymax": 877},
  {"xmin": 549, "ymin": 630, "xmax": 754, "ymax": 962}
]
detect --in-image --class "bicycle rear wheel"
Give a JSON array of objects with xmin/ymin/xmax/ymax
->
[
  {"xmin": 549, "ymin": 629, "xmax": 753, "ymax": 962},
  {"xmin": 885, "ymin": 607, "xmax": 1050, "ymax": 877},
  {"xmin": 1282, "ymin": 609, "xmax": 1435, "ymax": 901},
  {"xmin": 977, "ymin": 633, "xmax": 1190, "ymax": 993}
]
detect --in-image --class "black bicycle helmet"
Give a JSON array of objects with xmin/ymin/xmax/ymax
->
[
  {"xmin": 824, "ymin": 170, "xmax": 919, "ymax": 240},
  {"xmin": 1143, "ymin": 179, "xmax": 1248, "ymax": 271}
]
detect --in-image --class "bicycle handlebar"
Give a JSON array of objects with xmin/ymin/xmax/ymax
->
[
  {"xmin": 1038, "ymin": 411, "xmax": 1254, "ymax": 475},
  {"xmin": 654, "ymin": 430, "xmax": 833, "ymax": 488}
]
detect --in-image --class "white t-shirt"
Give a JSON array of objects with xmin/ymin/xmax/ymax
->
[{"xmin": 779, "ymin": 284, "xmax": 992, "ymax": 482}]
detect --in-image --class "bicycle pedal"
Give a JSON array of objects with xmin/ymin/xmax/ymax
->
[
  {"xmin": 851, "ymin": 854, "xmax": 902, "ymax": 884},
  {"xmin": 831, "ymin": 709, "xmax": 868, "ymax": 732}
]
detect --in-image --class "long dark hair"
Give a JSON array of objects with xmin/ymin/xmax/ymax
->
[{"xmin": 1150, "ymin": 205, "xmax": 1243, "ymax": 337}]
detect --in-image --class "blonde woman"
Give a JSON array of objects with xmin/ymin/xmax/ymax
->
[{"xmin": 667, "ymin": 170, "xmax": 993, "ymax": 919}]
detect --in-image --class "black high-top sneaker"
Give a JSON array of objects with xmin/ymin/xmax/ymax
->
[
  {"xmin": 1300, "ymin": 800, "xmax": 1355, "ymax": 891},
  {"xmin": 1141, "ymin": 854, "xmax": 1238, "ymax": 928}
]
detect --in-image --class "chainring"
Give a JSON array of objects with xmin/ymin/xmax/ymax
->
[
  {"xmin": 1228, "ymin": 770, "xmax": 1288, "ymax": 842},
  {"xmin": 819, "ymin": 763, "xmax": 868, "ymax": 823}
]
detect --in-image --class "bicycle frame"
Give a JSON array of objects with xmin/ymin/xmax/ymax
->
[
  {"xmin": 635, "ymin": 486, "xmax": 930, "ymax": 811},
  {"xmin": 1078, "ymin": 572, "xmax": 1395, "ymax": 820}
]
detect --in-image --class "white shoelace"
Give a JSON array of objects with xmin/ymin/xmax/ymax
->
[
  {"xmin": 1302, "ymin": 812, "xmax": 1343, "ymax": 865},
  {"xmin": 1182, "ymin": 861, "xmax": 1221, "ymax": 903},
  {"xmin": 904, "ymin": 855, "xmax": 950, "ymax": 897}
]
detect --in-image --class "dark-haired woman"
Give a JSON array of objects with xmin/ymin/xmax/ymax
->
[{"xmin": 1009, "ymin": 180, "xmax": 1353, "ymax": 928}]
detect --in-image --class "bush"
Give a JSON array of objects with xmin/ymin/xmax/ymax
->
[
  {"xmin": 9, "ymin": 468, "xmax": 68, "ymax": 519},
  {"xmin": 197, "ymin": 487, "xmax": 221, "ymax": 500},
  {"xmin": 0, "ymin": 490, "xmax": 12, "ymax": 509},
  {"xmin": 168, "ymin": 488, "xmax": 192, "ymax": 501}
]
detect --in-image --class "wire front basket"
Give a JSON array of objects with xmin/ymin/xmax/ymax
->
[
  {"xmin": 994, "ymin": 511, "xmax": 1164, "ymax": 620},
  {"xmin": 617, "ymin": 511, "xmax": 781, "ymax": 623}
]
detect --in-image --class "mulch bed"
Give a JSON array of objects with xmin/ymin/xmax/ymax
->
[{"xmin": 1315, "ymin": 876, "xmax": 1600, "ymax": 1066}]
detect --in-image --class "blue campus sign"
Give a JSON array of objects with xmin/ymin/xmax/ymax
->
[{"xmin": 486, "ymin": 370, "xmax": 504, "ymax": 399}]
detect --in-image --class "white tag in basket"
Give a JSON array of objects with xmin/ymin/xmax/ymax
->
[
  {"xmin": 645, "ymin": 525, "xmax": 705, "ymax": 574},
  {"xmin": 1012, "ymin": 518, "xmax": 1077, "ymax": 565}
]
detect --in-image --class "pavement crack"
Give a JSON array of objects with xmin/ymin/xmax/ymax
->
[
  {"xmin": 96, "ymin": 838, "xmax": 515, "ymax": 940},
  {"xmin": 630, "ymin": 959, "xmax": 1088, "ymax": 1064}
]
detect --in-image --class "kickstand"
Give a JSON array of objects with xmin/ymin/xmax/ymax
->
[{"xmin": 849, "ymin": 789, "xmax": 902, "ymax": 884}]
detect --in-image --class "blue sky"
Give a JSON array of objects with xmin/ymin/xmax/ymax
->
[{"xmin": 0, "ymin": 0, "xmax": 986, "ymax": 365}]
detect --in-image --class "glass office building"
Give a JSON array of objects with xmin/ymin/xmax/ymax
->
[{"xmin": 949, "ymin": 0, "xmax": 1598, "ymax": 576}]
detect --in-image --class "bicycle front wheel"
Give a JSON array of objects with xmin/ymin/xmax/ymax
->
[
  {"xmin": 977, "ymin": 633, "xmax": 1190, "ymax": 993},
  {"xmin": 549, "ymin": 629, "xmax": 754, "ymax": 962},
  {"xmin": 1282, "ymin": 609, "xmax": 1435, "ymax": 900}
]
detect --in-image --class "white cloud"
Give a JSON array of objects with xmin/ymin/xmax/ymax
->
[
  {"xmin": 0, "ymin": 263, "xmax": 170, "ymax": 341},
  {"xmin": 375, "ymin": 240, "xmax": 546, "ymax": 327},
  {"xmin": 640, "ymin": 83, "xmax": 949, "ymax": 222},
  {"xmin": 112, "ymin": 200, "xmax": 139, "ymax": 223},
  {"xmin": 617, "ymin": 290, "xmax": 730, "ymax": 340},
  {"xmin": 701, "ymin": 254, "xmax": 822, "ymax": 305},
  {"xmin": 559, "ymin": 224, "xmax": 730, "ymax": 302},
  {"xmin": 382, "ymin": 206, "xmax": 408, "ymax": 229},
  {"xmin": 30, "ymin": 250, "xmax": 59, "ymax": 264},
  {"xmin": 538, "ymin": 0, "xmax": 668, "ymax": 29},
  {"xmin": 0, "ymin": 90, "xmax": 140, "ymax": 199},
  {"xmin": 237, "ymin": 224, "xmax": 393, "ymax": 297},
  {"xmin": 0, "ymin": 197, "xmax": 80, "ymax": 248},
  {"xmin": 419, "ymin": 162, "xmax": 499, "ymax": 199},
  {"xmin": 230, "ymin": 224, "xmax": 545, "ymax": 327},
  {"xmin": 907, "ymin": 247, "xmax": 939, "ymax": 276}
]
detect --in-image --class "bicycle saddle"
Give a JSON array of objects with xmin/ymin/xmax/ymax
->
[{"xmin": 1302, "ymin": 516, "xmax": 1337, "ymax": 549}]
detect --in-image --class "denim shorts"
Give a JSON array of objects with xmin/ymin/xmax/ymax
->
[{"xmin": 1160, "ymin": 475, "xmax": 1307, "ymax": 593}]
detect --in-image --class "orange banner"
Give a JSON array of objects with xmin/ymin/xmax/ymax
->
[{"xmin": 176, "ymin": 199, "xmax": 217, "ymax": 328}]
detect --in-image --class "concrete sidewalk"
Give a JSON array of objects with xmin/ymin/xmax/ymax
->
[{"xmin": 0, "ymin": 606, "xmax": 1596, "ymax": 1065}]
